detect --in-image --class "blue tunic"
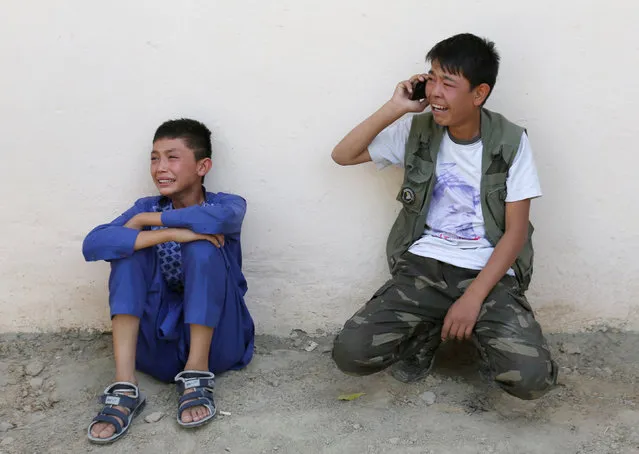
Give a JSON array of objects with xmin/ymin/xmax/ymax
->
[{"xmin": 82, "ymin": 191, "xmax": 255, "ymax": 382}]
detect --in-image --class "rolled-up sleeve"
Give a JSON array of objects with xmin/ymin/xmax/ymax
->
[{"xmin": 82, "ymin": 201, "xmax": 147, "ymax": 262}]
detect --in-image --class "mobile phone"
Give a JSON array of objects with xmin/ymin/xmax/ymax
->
[{"xmin": 410, "ymin": 80, "xmax": 426, "ymax": 101}]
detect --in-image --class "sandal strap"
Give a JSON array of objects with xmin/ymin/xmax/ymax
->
[
  {"xmin": 99, "ymin": 393, "xmax": 138, "ymax": 409},
  {"xmin": 179, "ymin": 397, "xmax": 215, "ymax": 414},
  {"xmin": 103, "ymin": 381, "xmax": 140, "ymax": 398},
  {"xmin": 92, "ymin": 414, "xmax": 123, "ymax": 434},
  {"xmin": 174, "ymin": 370, "xmax": 215, "ymax": 394},
  {"xmin": 179, "ymin": 389, "xmax": 214, "ymax": 406},
  {"xmin": 100, "ymin": 406, "xmax": 129, "ymax": 423}
]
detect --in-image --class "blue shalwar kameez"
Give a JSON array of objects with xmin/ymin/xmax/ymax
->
[{"xmin": 83, "ymin": 191, "xmax": 255, "ymax": 382}]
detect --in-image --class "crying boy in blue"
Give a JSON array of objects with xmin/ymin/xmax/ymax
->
[{"xmin": 83, "ymin": 118, "xmax": 254, "ymax": 443}]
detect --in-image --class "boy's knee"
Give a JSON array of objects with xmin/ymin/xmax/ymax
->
[
  {"xmin": 332, "ymin": 328, "xmax": 383, "ymax": 376},
  {"xmin": 181, "ymin": 240, "xmax": 225, "ymax": 267},
  {"xmin": 109, "ymin": 249, "xmax": 155, "ymax": 288},
  {"xmin": 110, "ymin": 248, "xmax": 154, "ymax": 270},
  {"xmin": 493, "ymin": 357, "xmax": 558, "ymax": 400}
]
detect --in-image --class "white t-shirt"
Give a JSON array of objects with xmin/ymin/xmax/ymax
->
[{"xmin": 369, "ymin": 116, "xmax": 542, "ymax": 274}]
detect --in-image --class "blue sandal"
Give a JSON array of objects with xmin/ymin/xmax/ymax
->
[
  {"xmin": 87, "ymin": 382, "xmax": 146, "ymax": 444},
  {"xmin": 174, "ymin": 370, "xmax": 217, "ymax": 428}
]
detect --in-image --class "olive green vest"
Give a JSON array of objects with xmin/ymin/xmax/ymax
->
[{"xmin": 385, "ymin": 108, "xmax": 535, "ymax": 291}]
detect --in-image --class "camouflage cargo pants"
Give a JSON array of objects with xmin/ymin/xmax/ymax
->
[{"xmin": 332, "ymin": 252, "xmax": 558, "ymax": 400}]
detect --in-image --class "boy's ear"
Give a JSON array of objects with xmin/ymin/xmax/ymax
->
[
  {"xmin": 473, "ymin": 83, "xmax": 491, "ymax": 107},
  {"xmin": 197, "ymin": 157, "xmax": 213, "ymax": 177}
]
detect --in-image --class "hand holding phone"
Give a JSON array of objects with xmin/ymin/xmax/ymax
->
[{"xmin": 390, "ymin": 75, "xmax": 429, "ymax": 114}]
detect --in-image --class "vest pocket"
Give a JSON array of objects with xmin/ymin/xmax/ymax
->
[{"xmin": 397, "ymin": 159, "xmax": 434, "ymax": 213}]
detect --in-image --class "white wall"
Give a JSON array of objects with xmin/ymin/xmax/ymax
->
[{"xmin": 1, "ymin": 0, "xmax": 638, "ymax": 335}]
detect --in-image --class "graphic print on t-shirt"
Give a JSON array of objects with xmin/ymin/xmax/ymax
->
[{"xmin": 427, "ymin": 162, "xmax": 484, "ymax": 242}]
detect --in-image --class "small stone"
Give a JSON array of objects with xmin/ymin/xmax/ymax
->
[
  {"xmin": 0, "ymin": 437, "xmax": 14, "ymax": 446},
  {"xmin": 289, "ymin": 329, "xmax": 307, "ymax": 339},
  {"xmin": 353, "ymin": 424, "xmax": 361, "ymax": 430},
  {"xmin": 292, "ymin": 339, "xmax": 303, "ymax": 348},
  {"xmin": 389, "ymin": 437, "xmax": 400, "ymax": 445},
  {"xmin": 560, "ymin": 343, "xmax": 581, "ymax": 355},
  {"xmin": 304, "ymin": 341, "xmax": 319, "ymax": 352},
  {"xmin": 219, "ymin": 411, "xmax": 231, "ymax": 416},
  {"xmin": 603, "ymin": 367, "xmax": 613, "ymax": 377},
  {"xmin": 0, "ymin": 422, "xmax": 14, "ymax": 433},
  {"xmin": 49, "ymin": 391, "xmax": 60, "ymax": 403},
  {"xmin": 21, "ymin": 389, "xmax": 29, "ymax": 398},
  {"xmin": 29, "ymin": 377, "xmax": 44, "ymax": 389},
  {"xmin": 225, "ymin": 448, "xmax": 231, "ymax": 452},
  {"xmin": 25, "ymin": 361, "xmax": 44, "ymax": 377},
  {"xmin": 420, "ymin": 391, "xmax": 436, "ymax": 405},
  {"xmin": 144, "ymin": 412, "xmax": 164, "ymax": 423},
  {"xmin": 267, "ymin": 379, "xmax": 280, "ymax": 387}
]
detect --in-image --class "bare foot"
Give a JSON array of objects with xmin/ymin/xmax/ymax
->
[{"xmin": 179, "ymin": 388, "xmax": 211, "ymax": 424}]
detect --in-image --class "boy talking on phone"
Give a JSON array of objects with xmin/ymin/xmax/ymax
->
[{"xmin": 331, "ymin": 34, "xmax": 557, "ymax": 400}]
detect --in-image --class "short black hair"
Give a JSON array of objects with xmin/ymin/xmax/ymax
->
[
  {"xmin": 426, "ymin": 33, "xmax": 500, "ymax": 102},
  {"xmin": 153, "ymin": 118, "xmax": 212, "ymax": 160}
]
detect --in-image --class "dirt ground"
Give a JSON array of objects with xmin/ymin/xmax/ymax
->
[{"xmin": 0, "ymin": 328, "xmax": 638, "ymax": 454}]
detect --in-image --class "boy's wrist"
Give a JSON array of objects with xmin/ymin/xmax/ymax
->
[
  {"xmin": 161, "ymin": 228, "xmax": 177, "ymax": 242},
  {"xmin": 464, "ymin": 280, "xmax": 491, "ymax": 303},
  {"xmin": 381, "ymin": 100, "xmax": 408, "ymax": 119}
]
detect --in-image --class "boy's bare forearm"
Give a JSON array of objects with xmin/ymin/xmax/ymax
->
[
  {"xmin": 465, "ymin": 229, "xmax": 527, "ymax": 301},
  {"xmin": 125, "ymin": 212, "xmax": 163, "ymax": 230},
  {"xmin": 465, "ymin": 200, "xmax": 531, "ymax": 300},
  {"xmin": 133, "ymin": 229, "xmax": 176, "ymax": 251},
  {"xmin": 331, "ymin": 101, "xmax": 406, "ymax": 166}
]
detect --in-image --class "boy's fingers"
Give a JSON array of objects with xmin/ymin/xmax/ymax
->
[
  {"xmin": 448, "ymin": 323, "xmax": 460, "ymax": 341},
  {"xmin": 409, "ymin": 73, "xmax": 427, "ymax": 84},
  {"xmin": 464, "ymin": 325, "xmax": 474, "ymax": 340},
  {"xmin": 441, "ymin": 317, "xmax": 452, "ymax": 340}
]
